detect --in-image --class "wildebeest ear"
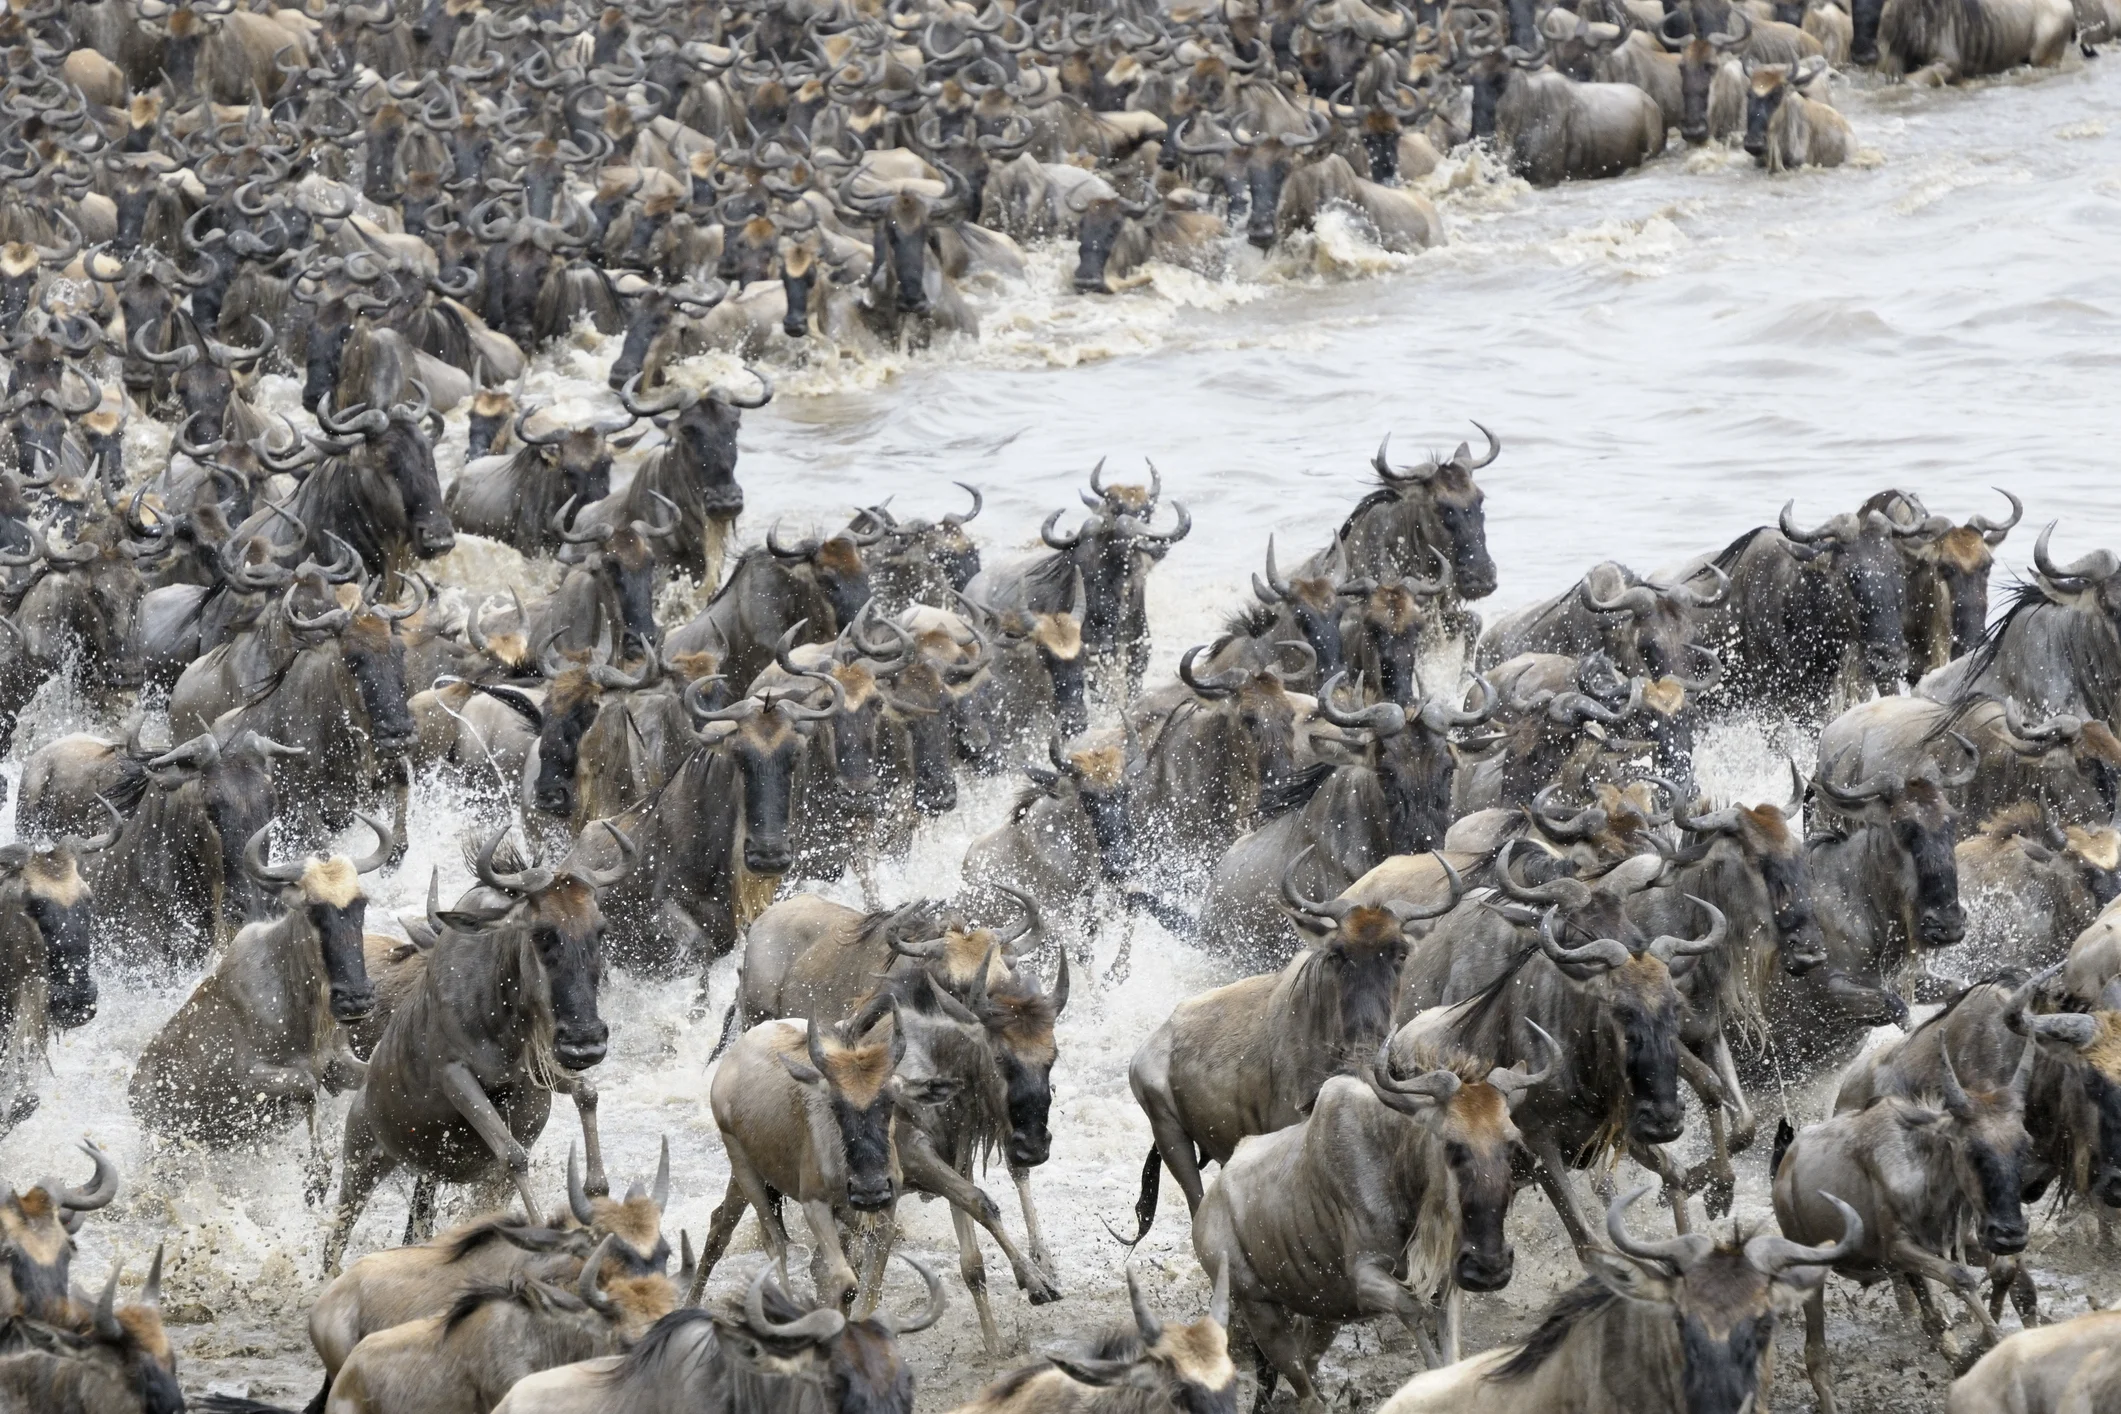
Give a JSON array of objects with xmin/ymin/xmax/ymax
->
[
  {"xmin": 777, "ymin": 1052, "xmax": 824, "ymax": 1088},
  {"xmin": 1584, "ymin": 1251, "xmax": 1675, "ymax": 1305},
  {"xmin": 1048, "ymin": 1354, "xmax": 1158, "ymax": 1390},
  {"xmin": 496, "ymin": 1225, "xmax": 574, "ymax": 1252},
  {"xmin": 437, "ymin": 906, "xmax": 512, "ymax": 930}
]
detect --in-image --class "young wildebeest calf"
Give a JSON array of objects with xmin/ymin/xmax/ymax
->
[
  {"xmin": 1193, "ymin": 1027, "xmax": 1551, "ymax": 1409},
  {"xmin": 1775, "ymin": 1033, "xmax": 2040, "ymax": 1408},
  {"xmin": 944, "ymin": 1267, "xmax": 1235, "ymax": 1414},
  {"xmin": 1376, "ymin": 1185, "xmax": 1860, "ymax": 1414},
  {"xmin": 131, "ymin": 815, "xmax": 390, "ymax": 1161}
]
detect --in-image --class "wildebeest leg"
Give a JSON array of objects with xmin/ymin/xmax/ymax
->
[
  {"xmin": 853, "ymin": 853, "xmax": 882, "ymax": 911},
  {"xmin": 437, "ymin": 1061, "xmax": 540, "ymax": 1218},
  {"xmin": 2007, "ymin": 1260, "xmax": 2039, "ymax": 1329},
  {"xmin": 800, "ymin": 1198, "xmax": 860, "ymax": 1310},
  {"xmin": 1676, "ymin": 1046, "xmax": 1736, "ymax": 1218},
  {"xmin": 554, "ymin": 1073, "xmax": 607, "ymax": 1196},
  {"xmin": 401, "ymin": 1173, "xmax": 438, "ymax": 1246},
  {"xmin": 1438, "ymin": 1285, "xmax": 1463, "ymax": 1365},
  {"xmin": 1010, "ymin": 1163, "xmax": 1053, "ymax": 1277},
  {"xmin": 1105, "ymin": 907, "xmax": 1136, "ymax": 983},
  {"xmin": 1889, "ymin": 1236, "xmax": 1999, "ymax": 1347},
  {"xmin": 1626, "ymin": 1140, "xmax": 1693, "ymax": 1236},
  {"xmin": 1802, "ymin": 1283, "xmax": 1838, "ymax": 1414},
  {"xmin": 852, "ymin": 1208, "xmax": 897, "ymax": 1318},
  {"xmin": 947, "ymin": 1200, "xmax": 1004, "ymax": 1354},
  {"xmin": 325, "ymin": 1097, "xmax": 396, "ymax": 1276},
  {"xmin": 1236, "ymin": 1297, "xmax": 1325, "ymax": 1414},
  {"xmin": 1708, "ymin": 1032, "xmax": 1755, "ymax": 1153},
  {"xmin": 688, "ymin": 1176, "xmax": 752, "ymax": 1305},
  {"xmin": 384, "ymin": 756, "xmax": 410, "ymax": 864},
  {"xmin": 897, "ymin": 1133, "xmax": 1060, "ymax": 1302},
  {"xmin": 1528, "ymin": 1135, "xmax": 1601, "ymax": 1258},
  {"xmin": 1900, "ymin": 1272, "xmax": 1966, "ymax": 1368},
  {"xmin": 1351, "ymin": 1255, "xmax": 1440, "ymax": 1368},
  {"xmin": 1139, "ymin": 1090, "xmax": 1211, "ymax": 1213}
]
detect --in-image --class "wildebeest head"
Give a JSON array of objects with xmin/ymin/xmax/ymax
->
[
  {"xmin": 1677, "ymin": 13, "xmax": 1748, "ymax": 144},
  {"xmin": 860, "ymin": 485, "xmax": 985, "ymax": 606},
  {"xmin": 285, "ymin": 584, "xmax": 421, "ymax": 755},
  {"xmin": 1370, "ymin": 1033, "xmax": 1551, "ymax": 1292},
  {"xmin": 1030, "ymin": 733, "xmax": 1138, "ymax": 880},
  {"xmin": 1321, "ymin": 672, "xmax": 1495, "ymax": 854},
  {"xmin": 0, "ymin": 830, "xmax": 108, "ymax": 1031},
  {"xmin": 697, "ymin": 677, "xmax": 845, "ymax": 875},
  {"xmin": 2016, "ymin": 1007, "xmax": 2121, "ymax": 1207},
  {"xmin": 845, "ymin": 169, "xmax": 968, "ymax": 317},
  {"xmin": 1924, "ymin": 1040, "xmax": 2037, "ymax": 1254},
  {"xmin": 457, "ymin": 825, "xmax": 634, "ymax": 1071},
  {"xmin": 530, "ymin": 654, "xmax": 657, "ymax": 820},
  {"xmin": 781, "ymin": 1010, "xmax": 905, "ymax": 1214},
  {"xmin": 1043, "ymin": 465, "xmax": 1190, "ymax": 656},
  {"xmin": 1072, "ymin": 191, "xmax": 1156, "ymax": 294},
  {"xmin": 879, "ymin": 650, "xmax": 964, "ymax": 816},
  {"xmin": 1180, "ymin": 642, "xmax": 1308, "ymax": 797},
  {"xmin": 607, "ymin": 283, "xmax": 725, "ymax": 390},
  {"xmin": 1780, "ymin": 501, "xmax": 1922, "ymax": 695},
  {"xmin": 1286, "ymin": 847, "xmax": 1465, "ymax": 1048},
  {"xmin": 561, "ymin": 1137, "xmax": 676, "ymax": 1276},
  {"xmin": 1578, "ymin": 562, "xmax": 1727, "ymax": 678},
  {"xmin": 1251, "ymin": 537, "xmax": 1347, "ymax": 680},
  {"xmin": 1045, "ymin": 1266, "xmax": 1237, "ymax": 1413},
  {"xmin": 0, "ymin": 1142, "xmax": 118, "ymax": 1321},
  {"xmin": 1870, "ymin": 488, "xmax": 2021, "ymax": 673},
  {"xmin": 73, "ymin": 1249, "xmax": 183, "ymax": 1414},
  {"xmin": 1349, "ymin": 427, "xmax": 1500, "ymax": 601},
  {"xmin": 1504, "ymin": 848, "xmax": 1721, "ymax": 1146},
  {"xmin": 1992, "ymin": 700, "xmax": 2121, "ymax": 825},
  {"xmin": 1742, "ymin": 57, "xmax": 1824, "ymax": 162},
  {"xmin": 1551, "ymin": 1184, "xmax": 1859, "ymax": 1414},
  {"xmin": 145, "ymin": 730, "xmax": 299, "ymax": 928},
  {"xmin": 1812, "ymin": 754, "xmax": 1968, "ymax": 948},
  {"xmin": 717, "ymin": 1256, "xmax": 937, "ymax": 1409},
  {"xmin": 514, "ymin": 412, "xmax": 623, "ymax": 524},
  {"xmin": 1341, "ymin": 557, "xmax": 1455, "ymax": 706},
  {"xmin": 1234, "ymin": 113, "xmax": 1334, "ymax": 250},
  {"xmin": 766, "ymin": 522, "xmax": 876, "ymax": 634},
  {"xmin": 241, "ymin": 813, "xmax": 391, "ymax": 1023},
  {"xmin": 1672, "ymin": 794, "xmax": 1828, "ymax": 975}
]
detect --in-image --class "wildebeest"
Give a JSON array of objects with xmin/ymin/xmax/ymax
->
[
  {"xmin": 1672, "ymin": 500, "xmax": 1927, "ymax": 718},
  {"xmin": 323, "ymin": 830, "xmax": 631, "ymax": 1273},
  {"xmin": 130, "ymin": 814, "xmax": 389, "ymax": 1153},
  {"xmin": 1194, "ymin": 1028, "xmax": 1549, "ymax": 1401},
  {"xmin": 698, "ymin": 1013, "xmax": 904, "ymax": 1311},
  {"xmin": 495, "ymin": 1258, "xmax": 937, "ymax": 1413},
  {"xmin": 1955, "ymin": 805, "xmax": 2121, "ymax": 974},
  {"xmin": 443, "ymin": 406, "xmax": 638, "ymax": 558},
  {"xmin": 169, "ymin": 574, "xmax": 421, "ymax": 844},
  {"xmin": 1775, "ymin": 1032, "xmax": 2039, "ymax": 1399},
  {"xmin": 1743, "ymin": 57, "xmax": 1853, "ymax": 169},
  {"xmin": 666, "ymin": 524, "xmax": 877, "ymax": 689},
  {"xmin": 0, "ymin": 1253, "xmax": 182, "ymax": 1414},
  {"xmin": 943, "ymin": 1267, "xmax": 1234, "ymax": 1414},
  {"xmin": 1478, "ymin": 561, "xmax": 1726, "ymax": 679},
  {"xmin": 1392, "ymin": 848, "xmax": 1719, "ymax": 1253},
  {"xmin": 1312, "ymin": 429, "xmax": 1500, "ymax": 617},
  {"xmin": 961, "ymin": 734, "xmax": 1141, "ymax": 936},
  {"xmin": 590, "ymin": 677, "xmax": 841, "ymax": 972},
  {"xmin": 1852, "ymin": 0, "xmax": 2074, "ymax": 74},
  {"xmin": 1127, "ymin": 857, "xmax": 1464, "ymax": 1230},
  {"xmin": 245, "ymin": 394, "xmax": 456, "ymax": 574},
  {"xmin": 309, "ymin": 1235, "xmax": 672, "ymax": 1414},
  {"xmin": 1468, "ymin": 41, "xmax": 1667, "ymax": 186},
  {"xmin": 1947, "ymin": 1308, "xmax": 2121, "ymax": 1414},
  {"xmin": 1921, "ymin": 527, "xmax": 2121, "ymax": 732},
  {"xmin": 1199, "ymin": 678, "xmax": 1488, "ymax": 967},
  {"xmin": 0, "ymin": 1141, "xmax": 119, "ymax": 1323},
  {"xmin": 1375, "ymin": 1185, "xmax": 1860, "ymax": 1414},
  {"xmin": 305, "ymin": 1146, "xmax": 676, "ymax": 1402},
  {"xmin": 0, "ymin": 837, "xmax": 103, "ymax": 1133}
]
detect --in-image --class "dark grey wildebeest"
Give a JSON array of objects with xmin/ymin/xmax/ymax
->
[
  {"xmin": 323, "ymin": 828, "xmax": 632, "ymax": 1273},
  {"xmin": 130, "ymin": 814, "xmax": 389, "ymax": 1161}
]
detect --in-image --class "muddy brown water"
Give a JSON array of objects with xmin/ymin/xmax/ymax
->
[{"xmin": 6, "ymin": 51, "xmax": 2121, "ymax": 1412}]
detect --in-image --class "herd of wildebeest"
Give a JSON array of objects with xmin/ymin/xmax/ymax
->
[{"xmin": 0, "ymin": 0, "xmax": 2116, "ymax": 1405}]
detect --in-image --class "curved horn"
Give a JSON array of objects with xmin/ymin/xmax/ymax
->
[
  {"xmin": 57, "ymin": 1142, "xmax": 120, "ymax": 1213},
  {"xmin": 1937, "ymin": 1046, "xmax": 1974, "ymax": 1120},
  {"xmin": 1126, "ymin": 1267, "xmax": 1162, "ymax": 1345},
  {"xmin": 1487, "ymin": 1020, "xmax": 1558, "ymax": 1105},
  {"xmin": 1606, "ymin": 1182, "xmax": 1713, "ymax": 1270},
  {"xmin": 1648, "ymin": 895, "xmax": 1726, "ymax": 963},
  {"xmin": 1538, "ymin": 906, "xmax": 1631, "ymax": 974},
  {"xmin": 567, "ymin": 1142, "xmax": 596, "ymax": 1225},
  {"xmin": 1494, "ymin": 838, "xmax": 1591, "ymax": 910},
  {"xmin": 1179, "ymin": 641, "xmax": 1244, "ymax": 699},
  {"xmin": 577, "ymin": 1233, "xmax": 617, "ymax": 1314},
  {"xmin": 874, "ymin": 1253, "xmax": 947, "ymax": 1335},
  {"xmin": 348, "ymin": 811, "xmax": 394, "ymax": 874},
  {"xmin": 1971, "ymin": 488, "xmax": 2022, "ymax": 545},
  {"xmin": 242, "ymin": 822, "xmax": 306, "ymax": 885},
  {"xmin": 1746, "ymin": 1192, "xmax": 1863, "ymax": 1276},
  {"xmin": 2034, "ymin": 523, "xmax": 2119, "ymax": 587},
  {"xmin": 571, "ymin": 822, "xmax": 636, "ymax": 890}
]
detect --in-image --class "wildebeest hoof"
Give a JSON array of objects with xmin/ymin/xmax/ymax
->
[
  {"xmin": 1702, "ymin": 1175, "xmax": 1735, "ymax": 1220},
  {"xmin": 979, "ymin": 1195, "xmax": 1002, "ymax": 1223},
  {"xmin": 1022, "ymin": 1272, "xmax": 1062, "ymax": 1304}
]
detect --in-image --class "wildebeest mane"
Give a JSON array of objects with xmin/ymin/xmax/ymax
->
[
  {"xmin": 1259, "ymin": 759, "xmax": 1336, "ymax": 821},
  {"xmin": 1221, "ymin": 601, "xmax": 1278, "ymax": 642},
  {"xmin": 1487, "ymin": 1277, "xmax": 1619, "ymax": 1382},
  {"xmin": 598, "ymin": 1306, "xmax": 723, "ymax": 1389},
  {"xmin": 1950, "ymin": 578, "xmax": 2121, "ymax": 720},
  {"xmin": 441, "ymin": 1275, "xmax": 582, "ymax": 1335},
  {"xmin": 1710, "ymin": 524, "xmax": 1772, "ymax": 575}
]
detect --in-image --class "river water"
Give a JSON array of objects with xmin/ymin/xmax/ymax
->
[{"xmin": 5, "ymin": 53, "xmax": 2121, "ymax": 1408}]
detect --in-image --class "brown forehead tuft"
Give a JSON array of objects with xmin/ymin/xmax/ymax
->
[
  {"xmin": 594, "ymin": 1195, "xmax": 663, "ymax": 1252},
  {"xmin": 1364, "ymin": 584, "xmax": 1419, "ymax": 633},
  {"xmin": 1750, "ymin": 67, "xmax": 1788, "ymax": 95},
  {"xmin": 937, "ymin": 928, "xmax": 1008, "ymax": 988},
  {"xmin": 301, "ymin": 856, "xmax": 362, "ymax": 908},
  {"xmin": 2066, "ymin": 826, "xmax": 2121, "ymax": 873},
  {"xmin": 24, "ymin": 853, "xmax": 87, "ymax": 907},
  {"xmin": 1070, "ymin": 744, "xmax": 1124, "ymax": 790},
  {"xmin": 12, "ymin": 1188, "xmax": 54, "ymax": 1220},
  {"xmin": 0, "ymin": 246, "xmax": 36, "ymax": 279},
  {"xmin": 779, "ymin": 242, "xmax": 815, "ymax": 277},
  {"xmin": 1032, "ymin": 614, "xmax": 1083, "ymax": 658},
  {"xmin": 1449, "ymin": 1080, "xmax": 1510, "ymax": 1132},
  {"xmin": 549, "ymin": 667, "xmax": 599, "ymax": 713},
  {"xmin": 818, "ymin": 1028, "xmax": 896, "ymax": 1109},
  {"xmin": 1105, "ymin": 484, "xmax": 1152, "ymax": 512},
  {"xmin": 1738, "ymin": 803, "xmax": 1794, "ymax": 850},
  {"xmin": 833, "ymin": 661, "xmax": 877, "ymax": 705},
  {"xmin": 813, "ymin": 537, "xmax": 863, "ymax": 577},
  {"xmin": 117, "ymin": 1308, "xmax": 173, "ymax": 1363},
  {"xmin": 1337, "ymin": 905, "xmax": 1403, "ymax": 950},
  {"xmin": 604, "ymin": 1272, "xmax": 677, "ymax": 1324},
  {"xmin": 2086, "ymin": 1012, "xmax": 2121, "ymax": 1078},
  {"xmin": 1160, "ymin": 1319, "xmax": 1235, "ymax": 1388},
  {"xmin": 669, "ymin": 650, "xmax": 721, "ymax": 680},
  {"xmin": 1618, "ymin": 953, "xmax": 1671, "ymax": 992},
  {"xmin": 1936, "ymin": 526, "xmax": 1992, "ymax": 574}
]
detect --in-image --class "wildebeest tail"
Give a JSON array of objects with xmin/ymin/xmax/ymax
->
[
  {"xmin": 708, "ymin": 1000, "xmax": 741, "ymax": 1061},
  {"xmin": 1769, "ymin": 1116, "xmax": 1795, "ymax": 1180},
  {"xmin": 199, "ymin": 1395, "xmax": 305, "ymax": 1414},
  {"xmin": 1124, "ymin": 890, "xmax": 1196, "ymax": 938},
  {"xmin": 1104, "ymin": 1145, "xmax": 1162, "ymax": 1248}
]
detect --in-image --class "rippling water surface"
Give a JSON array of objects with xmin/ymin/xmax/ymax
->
[{"xmin": 7, "ymin": 53, "xmax": 2121, "ymax": 1407}]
